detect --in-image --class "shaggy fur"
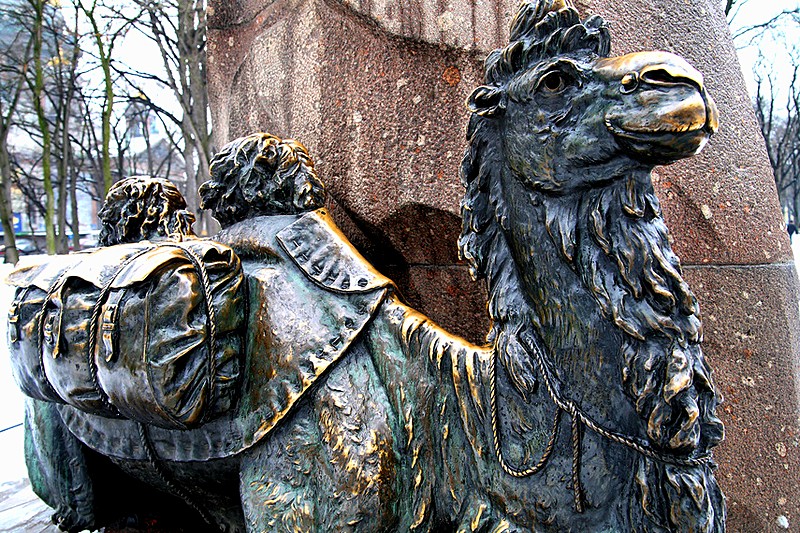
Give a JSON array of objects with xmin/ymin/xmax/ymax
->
[
  {"xmin": 98, "ymin": 176, "xmax": 196, "ymax": 246},
  {"xmin": 199, "ymin": 133, "xmax": 325, "ymax": 228},
  {"xmin": 485, "ymin": 0, "xmax": 610, "ymax": 87}
]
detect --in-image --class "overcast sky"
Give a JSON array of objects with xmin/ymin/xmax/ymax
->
[{"xmin": 727, "ymin": 0, "xmax": 800, "ymax": 99}]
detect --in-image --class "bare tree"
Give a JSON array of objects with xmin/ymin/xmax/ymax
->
[
  {"xmin": 45, "ymin": 4, "xmax": 82, "ymax": 252},
  {"xmin": 120, "ymin": 95, "xmax": 182, "ymax": 179},
  {"xmin": 725, "ymin": 0, "xmax": 741, "ymax": 17},
  {"xmin": 13, "ymin": 1, "xmax": 94, "ymax": 254},
  {"xmin": 78, "ymin": 0, "xmax": 144, "ymax": 195},
  {"xmin": 754, "ymin": 56, "xmax": 800, "ymax": 221},
  {"xmin": 126, "ymin": 0, "xmax": 211, "ymax": 232},
  {"xmin": 0, "ymin": 0, "xmax": 206, "ymax": 254},
  {"xmin": 730, "ymin": 8, "xmax": 800, "ymax": 225},
  {"xmin": 26, "ymin": 0, "xmax": 57, "ymax": 253},
  {"xmin": 0, "ymin": 2, "xmax": 32, "ymax": 262},
  {"xmin": 729, "ymin": 6, "xmax": 800, "ymax": 44}
]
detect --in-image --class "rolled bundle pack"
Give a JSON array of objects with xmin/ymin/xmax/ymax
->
[{"xmin": 6, "ymin": 239, "xmax": 245, "ymax": 430}]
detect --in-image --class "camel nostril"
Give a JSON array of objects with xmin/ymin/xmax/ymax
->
[
  {"xmin": 640, "ymin": 67, "xmax": 701, "ymax": 90},
  {"xmin": 641, "ymin": 68, "xmax": 675, "ymax": 84}
]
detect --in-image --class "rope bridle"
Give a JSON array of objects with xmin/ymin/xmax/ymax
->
[{"xmin": 488, "ymin": 327, "xmax": 712, "ymax": 512}]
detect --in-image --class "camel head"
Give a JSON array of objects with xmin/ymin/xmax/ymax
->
[
  {"xmin": 467, "ymin": 0, "xmax": 718, "ymax": 194},
  {"xmin": 460, "ymin": 0, "xmax": 723, "ymax": 466}
]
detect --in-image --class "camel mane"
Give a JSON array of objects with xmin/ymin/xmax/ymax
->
[{"xmin": 484, "ymin": 2, "xmax": 609, "ymax": 88}]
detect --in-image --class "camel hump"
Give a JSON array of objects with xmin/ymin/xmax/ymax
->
[{"xmin": 277, "ymin": 209, "xmax": 393, "ymax": 293}]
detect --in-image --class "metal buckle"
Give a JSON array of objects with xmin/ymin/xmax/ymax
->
[
  {"xmin": 7, "ymin": 301, "xmax": 20, "ymax": 343},
  {"xmin": 102, "ymin": 303, "xmax": 118, "ymax": 362}
]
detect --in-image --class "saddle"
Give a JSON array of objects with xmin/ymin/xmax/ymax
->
[{"xmin": 53, "ymin": 210, "xmax": 395, "ymax": 462}]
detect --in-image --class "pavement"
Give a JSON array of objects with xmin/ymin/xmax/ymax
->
[
  {"xmin": 0, "ymin": 477, "xmax": 58, "ymax": 533},
  {"xmin": 0, "ymin": 237, "xmax": 799, "ymax": 532}
]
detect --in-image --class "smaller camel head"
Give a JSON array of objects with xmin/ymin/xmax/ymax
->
[{"xmin": 467, "ymin": 0, "xmax": 718, "ymax": 194}]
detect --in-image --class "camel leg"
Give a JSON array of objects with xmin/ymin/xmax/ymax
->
[{"xmin": 24, "ymin": 398, "xmax": 95, "ymax": 532}]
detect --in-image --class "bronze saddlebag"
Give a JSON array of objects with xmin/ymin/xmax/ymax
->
[{"xmin": 7, "ymin": 240, "xmax": 245, "ymax": 429}]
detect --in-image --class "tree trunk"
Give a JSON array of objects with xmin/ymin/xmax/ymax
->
[
  {"xmin": 69, "ymin": 156, "xmax": 80, "ymax": 252},
  {"xmin": 31, "ymin": 0, "xmax": 55, "ymax": 254},
  {"xmin": 794, "ymin": 180, "xmax": 800, "ymax": 224},
  {"xmin": 0, "ymin": 34, "xmax": 29, "ymax": 264},
  {"xmin": 182, "ymin": 138, "xmax": 197, "ymax": 209},
  {"xmin": 0, "ymin": 132, "xmax": 19, "ymax": 264},
  {"xmin": 140, "ymin": 0, "xmax": 212, "ymax": 234},
  {"xmin": 56, "ymin": 145, "xmax": 70, "ymax": 253},
  {"xmin": 82, "ymin": 3, "xmax": 115, "ymax": 195},
  {"xmin": 56, "ymin": 109, "xmax": 71, "ymax": 253}
]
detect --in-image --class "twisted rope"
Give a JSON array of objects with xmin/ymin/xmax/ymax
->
[
  {"xmin": 569, "ymin": 403, "xmax": 584, "ymax": 513},
  {"xmin": 18, "ymin": 284, "xmax": 62, "ymax": 402},
  {"xmin": 487, "ymin": 328, "xmax": 713, "ymax": 514},
  {"xmin": 518, "ymin": 330, "xmax": 712, "ymax": 468},
  {"xmin": 36, "ymin": 270, "xmax": 73, "ymax": 401},
  {"xmin": 136, "ymin": 422, "xmax": 219, "ymax": 530},
  {"xmin": 488, "ymin": 352, "xmax": 561, "ymax": 478}
]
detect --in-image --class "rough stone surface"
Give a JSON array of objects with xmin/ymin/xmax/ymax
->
[
  {"xmin": 207, "ymin": 0, "xmax": 800, "ymax": 528},
  {"xmin": 685, "ymin": 264, "xmax": 800, "ymax": 533},
  {"xmin": 207, "ymin": 0, "xmax": 492, "ymax": 341},
  {"xmin": 384, "ymin": 264, "xmax": 490, "ymax": 345}
]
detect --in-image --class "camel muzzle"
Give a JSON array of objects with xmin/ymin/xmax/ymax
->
[{"xmin": 596, "ymin": 51, "xmax": 719, "ymax": 164}]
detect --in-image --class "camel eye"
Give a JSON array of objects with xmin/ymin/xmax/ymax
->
[
  {"xmin": 260, "ymin": 146, "xmax": 279, "ymax": 165},
  {"xmin": 539, "ymin": 71, "xmax": 570, "ymax": 93}
]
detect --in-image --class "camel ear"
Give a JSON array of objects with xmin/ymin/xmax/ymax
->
[{"xmin": 467, "ymin": 85, "xmax": 507, "ymax": 117}]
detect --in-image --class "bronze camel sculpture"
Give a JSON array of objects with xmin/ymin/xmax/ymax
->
[{"xmin": 8, "ymin": 1, "xmax": 724, "ymax": 531}]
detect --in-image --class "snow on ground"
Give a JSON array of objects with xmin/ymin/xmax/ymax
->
[{"xmin": 0, "ymin": 258, "xmax": 62, "ymax": 532}]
